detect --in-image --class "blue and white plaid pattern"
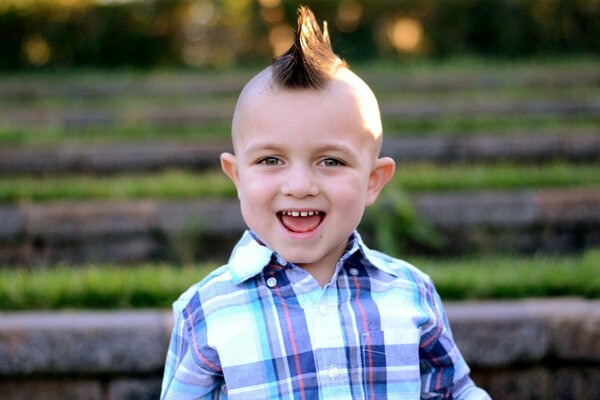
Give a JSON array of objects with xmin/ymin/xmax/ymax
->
[{"xmin": 161, "ymin": 231, "xmax": 490, "ymax": 400}]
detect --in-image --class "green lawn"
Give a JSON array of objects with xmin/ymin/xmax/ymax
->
[
  {"xmin": 0, "ymin": 122, "xmax": 233, "ymax": 147},
  {"xmin": 4, "ymin": 79, "xmax": 596, "ymax": 107},
  {"xmin": 1, "ymin": 249, "xmax": 598, "ymax": 310},
  {"xmin": 1, "ymin": 58, "xmax": 598, "ymax": 309},
  {"xmin": 1, "ymin": 57, "xmax": 598, "ymax": 146},
  {"xmin": 2, "ymin": 162, "xmax": 599, "ymax": 203},
  {"xmin": 1, "ymin": 113, "xmax": 598, "ymax": 147},
  {"xmin": 419, "ymin": 249, "xmax": 600, "ymax": 299},
  {"xmin": 383, "ymin": 114, "xmax": 600, "ymax": 136}
]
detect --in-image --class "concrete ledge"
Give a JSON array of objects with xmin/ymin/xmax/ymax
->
[
  {"xmin": 0, "ymin": 311, "xmax": 173, "ymax": 376},
  {"xmin": 0, "ymin": 299, "xmax": 599, "ymax": 400},
  {"xmin": 446, "ymin": 299, "xmax": 600, "ymax": 367},
  {"xmin": 2, "ymin": 188, "xmax": 599, "ymax": 264}
]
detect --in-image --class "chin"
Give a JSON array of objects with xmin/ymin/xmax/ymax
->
[{"xmin": 278, "ymin": 251, "xmax": 315, "ymax": 265}]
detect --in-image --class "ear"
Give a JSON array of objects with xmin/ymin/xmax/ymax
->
[
  {"xmin": 220, "ymin": 152, "xmax": 240, "ymax": 189},
  {"xmin": 366, "ymin": 157, "xmax": 396, "ymax": 206}
]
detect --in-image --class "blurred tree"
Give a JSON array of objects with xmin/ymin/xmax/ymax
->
[{"xmin": 0, "ymin": 0, "xmax": 598, "ymax": 70}]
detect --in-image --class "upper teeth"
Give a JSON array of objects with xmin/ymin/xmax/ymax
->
[{"xmin": 283, "ymin": 211, "xmax": 319, "ymax": 217}]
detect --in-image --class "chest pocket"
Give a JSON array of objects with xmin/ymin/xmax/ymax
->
[{"xmin": 361, "ymin": 329, "xmax": 421, "ymax": 398}]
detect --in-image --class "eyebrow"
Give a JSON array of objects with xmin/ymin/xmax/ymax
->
[
  {"xmin": 312, "ymin": 143, "xmax": 360, "ymax": 159},
  {"xmin": 244, "ymin": 142, "xmax": 360, "ymax": 159},
  {"xmin": 243, "ymin": 143, "xmax": 285, "ymax": 157}
]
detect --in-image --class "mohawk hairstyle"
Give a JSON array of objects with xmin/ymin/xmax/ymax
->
[{"xmin": 271, "ymin": 6, "xmax": 346, "ymax": 89}]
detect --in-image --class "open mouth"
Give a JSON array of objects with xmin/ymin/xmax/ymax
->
[{"xmin": 277, "ymin": 210, "xmax": 325, "ymax": 233}]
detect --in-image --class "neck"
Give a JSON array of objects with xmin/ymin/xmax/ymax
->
[
  {"xmin": 298, "ymin": 238, "xmax": 349, "ymax": 287},
  {"xmin": 300, "ymin": 262, "xmax": 337, "ymax": 287}
]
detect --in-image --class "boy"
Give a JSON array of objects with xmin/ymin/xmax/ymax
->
[{"xmin": 161, "ymin": 6, "xmax": 490, "ymax": 400}]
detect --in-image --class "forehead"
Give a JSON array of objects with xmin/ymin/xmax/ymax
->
[{"xmin": 231, "ymin": 68, "xmax": 382, "ymax": 152}]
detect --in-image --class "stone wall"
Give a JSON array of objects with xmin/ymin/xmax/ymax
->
[{"xmin": 1, "ymin": 299, "xmax": 598, "ymax": 400}]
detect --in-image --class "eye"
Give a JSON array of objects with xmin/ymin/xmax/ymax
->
[
  {"xmin": 320, "ymin": 158, "xmax": 344, "ymax": 167},
  {"xmin": 258, "ymin": 157, "xmax": 282, "ymax": 166}
]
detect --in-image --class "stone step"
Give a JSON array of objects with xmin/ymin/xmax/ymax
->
[
  {"xmin": 0, "ymin": 299, "xmax": 598, "ymax": 399},
  {"xmin": 2, "ymin": 132, "xmax": 599, "ymax": 176},
  {"xmin": 1, "ymin": 188, "xmax": 598, "ymax": 265},
  {"xmin": 380, "ymin": 98, "xmax": 600, "ymax": 119},
  {"xmin": 2, "ymin": 67, "xmax": 598, "ymax": 100},
  {"xmin": 1, "ymin": 98, "xmax": 599, "ymax": 130},
  {"xmin": 0, "ymin": 141, "xmax": 232, "ymax": 175}
]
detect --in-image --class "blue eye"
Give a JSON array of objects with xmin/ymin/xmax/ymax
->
[
  {"xmin": 321, "ymin": 158, "xmax": 343, "ymax": 167},
  {"xmin": 259, "ymin": 157, "xmax": 281, "ymax": 166}
]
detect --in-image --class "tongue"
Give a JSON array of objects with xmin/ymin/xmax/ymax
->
[{"xmin": 281, "ymin": 214, "xmax": 322, "ymax": 233}]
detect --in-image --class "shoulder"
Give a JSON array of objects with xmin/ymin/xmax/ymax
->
[
  {"xmin": 360, "ymin": 247, "xmax": 444, "ymax": 329},
  {"xmin": 171, "ymin": 263, "xmax": 249, "ymax": 320},
  {"xmin": 363, "ymin": 247, "xmax": 435, "ymax": 290}
]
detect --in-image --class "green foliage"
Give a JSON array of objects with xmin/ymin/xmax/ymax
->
[
  {"xmin": 0, "ymin": 264, "xmax": 217, "ymax": 310},
  {"xmin": 1, "ymin": 250, "xmax": 599, "ymax": 309},
  {"xmin": 0, "ymin": 0, "xmax": 183, "ymax": 69},
  {"xmin": 383, "ymin": 114, "xmax": 600, "ymax": 136},
  {"xmin": 0, "ymin": 122, "xmax": 232, "ymax": 147},
  {"xmin": 393, "ymin": 162, "xmax": 600, "ymax": 192},
  {"xmin": 419, "ymin": 248, "xmax": 600, "ymax": 300},
  {"xmin": 0, "ymin": 170, "xmax": 236, "ymax": 203},
  {"xmin": 361, "ymin": 186, "xmax": 445, "ymax": 257},
  {"xmin": 1, "ymin": 0, "xmax": 599, "ymax": 70}
]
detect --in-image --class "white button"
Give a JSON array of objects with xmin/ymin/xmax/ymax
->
[
  {"xmin": 328, "ymin": 366, "xmax": 340, "ymax": 379},
  {"xmin": 266, "ymin": 277, "xmax": 277, "ymax": 288},
  {"xmin": 318, "ymin": 304, "xmax": 328, "ymax": 315},
  {"xmin": 349, "ymin": 268, "xmax": 359, "ymax": 276}
]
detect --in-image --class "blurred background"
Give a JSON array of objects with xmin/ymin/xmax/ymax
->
[
  {"xmin": 1, "ymin": 0, "xmax": 600, "ymax": 399},
  {"xmin": 2, "ymin": 0, "xmax": 600, "ymax": 69}
]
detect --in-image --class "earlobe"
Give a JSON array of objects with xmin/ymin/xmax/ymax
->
[
  {"xmin": 220, "ymin": 152, "xmax": 240, "ymax": 188},
  {"xmin": 366, "ymin": 157, "xmax": 396, "ymax": 206}
]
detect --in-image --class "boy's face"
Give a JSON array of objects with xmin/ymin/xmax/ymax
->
[{"xmin": 221, "ymin": 68, "xmax": 395, "ymax": 272}]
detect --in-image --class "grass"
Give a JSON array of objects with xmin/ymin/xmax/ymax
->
[
  {"xmin": 2, "ymin": 162, "xmax": 599, "ymax": 203},
  {"xmin": 4, "ymin": 55, "xmax": 598, "ymax": 94},
  {"xmin": 418, "ymin": 248, "xmax": 600, "ymax": 300},
  {"xmin": 351, "ymin": 55, "xmax": 600, "ymax": 76},
  {"xmin": 392, "ymin": 161, "xmax": 600, "ymax": 192},
  {"xmin": 1, "ymin": 113, "xmax": 597, "ymax": 147},
  {"xmin": 0, "ymin": 121, "xmax": 233, "ymax": 146},
  {"xmin": 4, "ymin": 80, "xmax": 597, "ymax": 107},
  {"xmin": 1, "ymin": 249, "xmax": 598, "ymax": 310},
  {"xmin": 0, "ymin": 57, "xmax": 598, "ymax": 147},
  {"xmin": 0, "ymin": 264, "xmax": 217, "ymax": 310},
  {"xmin": 383, "ymin": 114, "xmax": 600, "ymax": 136},
  {"xmin": 0, "ymin": 170, "xmax": 236, "ymax": 203}
]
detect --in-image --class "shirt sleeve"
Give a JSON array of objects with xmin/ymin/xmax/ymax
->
[
  {"xmin": 160, "ymin": 295, "xmax": 223, "ymax": 400},
  {"xmin": 419, "ymin": 279, "xmax": 491, "ymax": 400}
]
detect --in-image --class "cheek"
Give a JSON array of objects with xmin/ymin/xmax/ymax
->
[
  {"xmin": 334, "ymin": 184, "xmax": 367, "ymax": 213},
  {"xmin": 333, "ymin": 178, "xmax": 370, "ymax": 216},
  {"xmin": 328, "ymin": 174, "xmax": 369, "ymax": 198},
  {"xmin": 341, "ymin": 198, "xmax": 366, "ymax": 219},
  {"xmin": 238, "ymin": 175, "xmax": 276, "ymax": 206}
]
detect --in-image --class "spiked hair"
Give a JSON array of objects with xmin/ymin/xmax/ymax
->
[{"xmin": 271, "ymin": 6, "xmax": 346, "ymax": 89}]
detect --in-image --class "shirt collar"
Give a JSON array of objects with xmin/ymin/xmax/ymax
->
[
  {"xmin": 227, "ymin": 231, "xmax": 273, "ymax": 285},
  {"xmin": 227, "ymin": 230, "xmax": 400, "ymax": 285}
]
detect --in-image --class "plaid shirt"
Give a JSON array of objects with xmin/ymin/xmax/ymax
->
[{"xmin": 161, "ymin": 231, "xmax": 490, "ymax": 400}]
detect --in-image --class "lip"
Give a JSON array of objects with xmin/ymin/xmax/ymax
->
[{"xmin": 276, "ymin": 209, "xmax": 326, "ymax": 238}]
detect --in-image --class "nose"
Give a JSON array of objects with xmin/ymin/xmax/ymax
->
[{"xmin": 281, "ymin": 164, "xmax": 319, "ymax": 198}]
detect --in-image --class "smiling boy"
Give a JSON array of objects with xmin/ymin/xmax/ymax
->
[{"xmin": 161, "ymin": 6, "xmax": 490, "ymax": 400}]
